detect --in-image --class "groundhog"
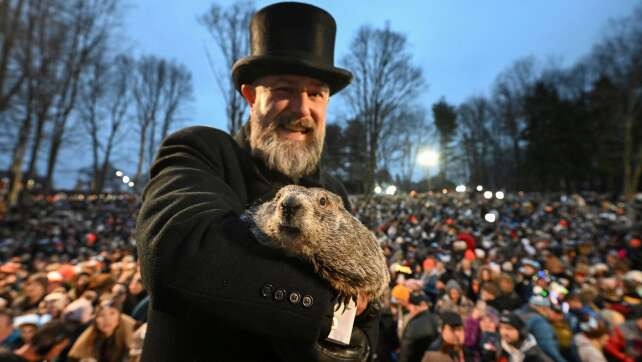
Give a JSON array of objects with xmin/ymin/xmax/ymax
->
[{"xmin": 243, "ymin": 185, "xmax": 389, "ymax": 308}]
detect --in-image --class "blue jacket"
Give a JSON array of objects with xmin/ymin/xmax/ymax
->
[{"xmin": 518, "ymin": 305, "xmax": 567, "ymax": 362}]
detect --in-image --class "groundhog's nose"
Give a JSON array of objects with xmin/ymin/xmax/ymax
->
[{"xmin": 281, "ymin": 196, "xmax": 301, "ymax": 219}]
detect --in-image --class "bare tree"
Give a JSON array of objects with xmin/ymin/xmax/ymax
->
[
  {"xmin": 432, "ymin": 98, "xmax": 458, "ymax": 179},
  {"xmin": 132, "ymin": 56, "xmax": 193, "ymax": 187},
  {"xmin": 79, "ymin": 47, "xmax": 133, "ymax": 193},
  {"xmin": 341, "ymin": 24, "xmax": 425, "ymax": 194},
  {"xmin": 394, "ymin": 108, "xmax": 431, "ymax": 189},
  {"xmin": 133, "ymin": 56, "xmax": 165, "ymax": 186},
  {"xmin": 0, "ymin": 0, "xmax": 27, "ymax": 113},
  {"xmin": 199, "ymin": 0, "xmax": 253, "ymax": 135},
  {"xmin": 159, "ymin": 62, "xmax": 193, "ymax": 142},
  {"xmin": 42, "ymin": 0, "xmax": 121, "ymax": 194},
  {"xmin": 457, "ymin": 96, "xmax": 494, "ymax": 187},
  {"xmin": 6, "ymin": 0, "xmax": 67, "ymax": 205},
  {"xmin": 491, "ymin": 56, "xmax": 537, "ymax": 187}
]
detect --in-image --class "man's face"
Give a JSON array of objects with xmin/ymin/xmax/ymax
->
[
  {"xmin": 25, "ymin": 281, "xmax": 45, "ymax": 301},
  {"xmin": 441, "ymin": 324, "xmax": 464, "ymax": 347},
  {"xmin": 242, "ymin": 74, "xmax": 330, "ymax": 179},
  {"xmin": 499, "ymin": 323, "xmax": 520, "ymax": 345},
  {"xmin": 0, "ymin": 315, "xmax": 12, "ymax": 333}
]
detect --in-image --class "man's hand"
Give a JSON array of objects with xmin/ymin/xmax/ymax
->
[{"xmin": 356, "ymin": 293, "xmax": 368, "ymax": 315}]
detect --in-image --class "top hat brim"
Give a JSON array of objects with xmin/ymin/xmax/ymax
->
[{"xmin": 232, "ymin": 55, "xmax": 352, "ymax": 95}]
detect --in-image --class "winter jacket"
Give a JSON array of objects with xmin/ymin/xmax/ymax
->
[
  {"xmin": 604, "ymin": 320, "xmax": 642, "ymax": 362},
  {"xmin": 398, "ymin": 310, "xmax": 440, "ymax": 362},
  {"xmin": 573, "ymin": 333, "xmax": 607, "ymax": 362},
  {"xmin": 499, "ymin": 334, "xmax": 553, "ymax": 362},
  {"xmin": 518, "ymin": 306, "xmax": 567, "ymax": 362}
]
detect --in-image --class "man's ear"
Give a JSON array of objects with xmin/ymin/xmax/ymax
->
[{"xmin": 241, "ymin": 84, "xmax": 256, "ymax": 109}]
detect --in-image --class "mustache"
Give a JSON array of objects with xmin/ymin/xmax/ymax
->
[{"xmin": 274, "ymin": 113, "xmax": 316, "ymax": 131}]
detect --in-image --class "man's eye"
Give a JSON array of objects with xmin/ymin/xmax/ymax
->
[{"xmin": 309, "ymin": 91, "xmax": 326, "ymax": 100}]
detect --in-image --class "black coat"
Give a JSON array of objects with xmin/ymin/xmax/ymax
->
[
  {"xmin": 398, "ymin": 311, "xmax": 439, "ymax": 362},
  {"xmin": 136, "ymin": 126, "xmax": 378, "ymax": 361}
]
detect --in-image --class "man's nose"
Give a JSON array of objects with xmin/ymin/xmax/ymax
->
[{"xmin": 288, "ymin": 91, "xmax": 312, "ymax": 118}]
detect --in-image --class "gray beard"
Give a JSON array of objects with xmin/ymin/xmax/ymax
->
[{"xmin": 249, "ymin": 121, "xmax": 324, "ymax": 180}]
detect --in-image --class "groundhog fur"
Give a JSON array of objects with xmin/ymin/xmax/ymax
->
[{"xmin": 243, "ymin": 185, "xmax": 389, "ymax": 308}]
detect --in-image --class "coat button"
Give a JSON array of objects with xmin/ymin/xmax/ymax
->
[
  {"xmin": 274, "ymin": 288, "xmax": 286, "ymax": 301},
  {"xmin": 302, "ymin": 295, "xmax": 313, "ymax": 308},
  {"xmin": 260, "ymin": 284, "xmax": 273, "ymax": 298},
  {"xmin": 289, "ymin": 292, "xmax": 301, "ymax": 304}
]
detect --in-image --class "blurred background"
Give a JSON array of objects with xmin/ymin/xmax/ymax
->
[{"xmin": 1, "ymin": 1, "xmax": 641, "ymax": 204}]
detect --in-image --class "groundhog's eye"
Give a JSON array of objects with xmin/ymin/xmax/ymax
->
[{"xmin": 319, "ymin": 196, "xmax": 327, "ymax": 206}]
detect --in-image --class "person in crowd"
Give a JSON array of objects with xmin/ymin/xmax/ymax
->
[
  {"xmin": 14, "ymin": 320, "xmax": 73, "ymax": 362},
  {"xmin": 422, "ymin": 311, "xmax": 472, "ymax": 362},
  {"xmin": 516, "ymin": 259, "xmax": 540, "ymax": 303},
  {"xmin": 604, "ymin": 305, "xmax": 642, "ymax": 362},
  {"xmin": 11, "ymin": 274, "xmax": 48, "ymax": 314},
  {"xmin": 67, "ymin": 294, "xmax": 136, "ymax": 362},
  {"xmin": 517, "ymin": 295, "xmax": 568, "ymax": 362},
  {"xmin": 0, "ymin": 309, "xmax": 21, "ymax": 350},
  {"xmin": 495, "ymin": 273, "xmax": 523, "ymax": 311},
  {"xmin": 478, "ymin": 306, "xmax": 501, "ymax": 361},
  {"xmin": 573, "ymin": 315, "xmax": 609, "ymax": 362},
  {"xmin": 398, "ymin": 292, "xmax": 440, "ymax": 362},
  {"xmin": 498, "ymin": 311, "xmax": 553, "ymax": 362},
  {"xmin": 464, "ymin": 302, "xmax": 501, "ymax": 361},
  {"xmin": 122, "ymin": 270, "xmax": 147, "ymax": 316},
  {"xmin": 436, "ymin": 279, "xmax": 474, "ymax": 317}
]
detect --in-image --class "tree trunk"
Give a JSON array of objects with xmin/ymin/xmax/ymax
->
[
  {"xmin": 43, "ymin": 125, "xmax": 63, "ymax": 194},
  {"xmin": 24, "ymin": 110, "xmax": 47, "ymax": 182},
  {"xmin": 623, "ymin": 114, "xmax": 634, "ymax": 200},
  {"xmin": 97, "ymin": 131, "xmax": 116, "ymax": 194},
  {"xmin": 134, "ymin": 124, "xmax": 148, "ymax": 187},
  {"xmin": 8, "ymin": 109, "xmax": 33, "ymax": 207}
]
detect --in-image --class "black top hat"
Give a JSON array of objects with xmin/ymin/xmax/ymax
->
[{"xmin": 232, "ymin": 2, "xmax": 352, "ymax": 95}]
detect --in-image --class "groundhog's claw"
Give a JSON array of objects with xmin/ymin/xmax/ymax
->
[{"xmin": 334, "ymin": 292, "xmax": 357, "ymax": 313}]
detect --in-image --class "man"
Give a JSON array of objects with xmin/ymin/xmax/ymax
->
[
  {"xmin": 11, "ymin": 274, "xmax": 48, "ymax": 314},
  {"xmin": 518, "ymin": 295, "xmax": 567, "ymax": 362},
  {"xmin": 422, "ymin": 311, "xmax": 470, "ymax": 362},
  {"xmin": 398, "ymin": 292, "xmax": 439, "ymax": 362},
  {"xmin": 498, "ymin": 311, "xmax": 552, "ymax": 362},
  {"xmin": 0, "ymin": 310, "xmax": 21, "ymax": 350},
  {"xmin": 515, "ymin": 259, "xmax": 539, "ymax": 303},
  {"xmin": 604, "ymin": 305, "xmax": 642, "ymax": 362},
  {"xmin": 136, "ymin": 3, "xmax": 378, "ymax": 361}
]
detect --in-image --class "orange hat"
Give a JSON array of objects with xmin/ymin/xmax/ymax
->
[
  {"xmin": 423, "ymin": 257, "xmax": 436, "ymax": 271},
  {"xmin": 57, "ymin": 264, "xmax": 76, "ymax": 282},
  {"xmin": 0, "ymin": 262, "xmax": 20, "ymax": 274},
  {"xmin": 464, "ymin": 249, "xmax": 476, "ymax": 261},
  {"xmin": 391, "ymin": 284, "xmax": 411, "ymax": 304}
]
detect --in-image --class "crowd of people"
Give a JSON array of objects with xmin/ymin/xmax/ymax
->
[
  {"xmin": 359, "ymin": 190, "xmax": 642, "ymax": 362},
  {"xmin": 0, "ymin": 189, "xmax": 640, "ymax": 361},
  {"xmin": 0, "ymin": 193, "xmax": 147, "ymax": 361}
]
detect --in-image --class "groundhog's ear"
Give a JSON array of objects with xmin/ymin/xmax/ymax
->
[{"xmin": 330, "ymin": 193, "xmax": 343, "ymax": 208}]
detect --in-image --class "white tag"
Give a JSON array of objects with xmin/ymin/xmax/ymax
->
[{"xmin": 325, "ymin": 299, "xmax": 356, "ymax": 345}]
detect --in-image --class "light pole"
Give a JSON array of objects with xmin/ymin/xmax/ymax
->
[{"xmin": 417, "ymin": 148, "xmax": 439, "ymax": 192}]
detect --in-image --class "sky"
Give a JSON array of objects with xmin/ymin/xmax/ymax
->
[
  {"xmin": 121, "ymin": 0, "xmax": 639, "ymax": 126},
  {"xmin": 44, "ymin": 0, "xmax": 642, "ymax": 188}
]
